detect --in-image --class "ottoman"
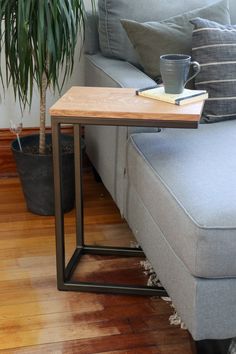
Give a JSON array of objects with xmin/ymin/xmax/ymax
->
[{"xmin": 125, "ymin": 120, "xmax": 236, "ymax": 341}]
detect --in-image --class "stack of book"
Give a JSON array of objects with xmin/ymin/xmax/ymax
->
[{"xmin": 136, "ymin": 86, "xmax": 208, "ymax": 106}]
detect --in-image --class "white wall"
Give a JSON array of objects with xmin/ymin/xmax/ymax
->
[
  {"xmin": 0, "ymin": 50, "xmax": 85, "ymax": 129},
  {"xmin": 0, "ymin": 0, "xmax": 93, "ymax": 129}
]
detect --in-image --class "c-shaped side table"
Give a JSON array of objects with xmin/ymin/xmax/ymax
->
[{"xmin": 50, "ymin": 86, "xmax": 203, "ymax": 296}]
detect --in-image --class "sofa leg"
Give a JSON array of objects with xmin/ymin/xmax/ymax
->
[{"xmin": 194, "ymin": 338, "xmax": 232, "ymax": 354}]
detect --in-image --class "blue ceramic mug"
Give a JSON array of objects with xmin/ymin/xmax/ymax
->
[{"xmin": 160, "ymin": 54, "xmax": 201, "ymax": 94}]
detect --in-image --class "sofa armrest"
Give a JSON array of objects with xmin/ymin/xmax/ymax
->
[
  {"xmin": 84, "ymin": 52, "xmax": 159, "ymax": 214},
  {"xmin": 85, "ymin": 53, "xmax": 156, "ymax": 89}
]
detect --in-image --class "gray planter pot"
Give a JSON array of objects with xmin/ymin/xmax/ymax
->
[{"xmin": 11, "ymin": 133, "xmax": 75, "ymax": 216}]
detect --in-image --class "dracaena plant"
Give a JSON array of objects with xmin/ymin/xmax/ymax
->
[{"xmin": 0, "ymin": 0, "xmax": 94, "ymax": 154}]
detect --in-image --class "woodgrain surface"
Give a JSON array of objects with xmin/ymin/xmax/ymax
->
[
  {"xmin": 0, "ymin": 169, "xmax": 194, "ymax": 353},
  {"xmin": 49, "ymin": 87, "xmax": 203, "ymax": 126}
]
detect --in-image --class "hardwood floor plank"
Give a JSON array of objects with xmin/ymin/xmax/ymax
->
[
  {"xmin": 0, "ymin": 170, "xmax": 195, "ymax": 353},
  {"xmin": 0, "ymin": 330, "xmax": 192, "ymax": 354}
]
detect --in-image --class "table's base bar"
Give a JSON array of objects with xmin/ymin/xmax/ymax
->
[
  {"xmin": 83, "ymin": 245, "xmax": 144, "ymax": 257},
  {"xmin": 59, "ymin": 281, "xmax": 168, "ymax": 296},
  {"xmin": 65, "ymin": 247, "xmax": 83, "ymax": 280},
  {"xmin": 63, "ymin": 245, "xmax": 168, "ymax": 297}
]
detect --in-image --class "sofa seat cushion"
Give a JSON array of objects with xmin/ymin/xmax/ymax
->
[{"xmin": 127, "ymin": 120, "xmax": 236, "ymax": 278}]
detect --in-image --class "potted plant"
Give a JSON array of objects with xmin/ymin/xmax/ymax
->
[{"xmin": 0, "ymin": 0, "xmax": 93, "ymax": 215}]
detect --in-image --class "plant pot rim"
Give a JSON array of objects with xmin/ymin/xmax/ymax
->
[{"xmin": 11, "ymin": 133, "xmax": 76, "ymax": 157}]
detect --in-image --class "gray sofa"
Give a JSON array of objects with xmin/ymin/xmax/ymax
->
[{"xmin": 84, "ymin": 0, "xmax": 236, "ymax": 351}]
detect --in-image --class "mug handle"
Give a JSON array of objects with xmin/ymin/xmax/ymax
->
[{"xmin": 184, "ymin": 61, "xmax": 201, "ymax": 87}]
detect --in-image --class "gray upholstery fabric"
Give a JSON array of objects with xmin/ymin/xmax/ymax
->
[
  {"xmin": 121, "ymin": 0, "xmax": 230, "ymax": 81},
  {"xmin": 85, "ymin": 53, "xmax": 156, "ymax": 89},
  {"xmin": 83, "ymin": 0, "xmax": 236, "ymax": 62},
  {"xmin": 126, "ymin": 120, "xmax": 236, "ymax": 278},
  {"xmin": 191, "ymin": 17, "xmax": 236, "ymax": 123},
  {"xmin": 84, "ymin": 54, "xmax": 158, "ymax": 212},
  {"xmin": 126, "ymin": 184, "xmax": 236, "ymax": 340},
  {"xmin": 84, "ymin": 11, "xmax": 99, "ymax": 55},
  {"xmin": 98, "ymin": 0, "xmax": 225, "ymax": 66},
  {"xmin": 229, "ymin": 0, "xmax": 236, "ymax": 24}
]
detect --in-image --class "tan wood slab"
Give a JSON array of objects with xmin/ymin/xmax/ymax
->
[{"xmin": 50, "ymin": 86, "xmax": 203, "ymax": 128}]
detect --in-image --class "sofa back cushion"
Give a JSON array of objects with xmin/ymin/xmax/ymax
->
[
  {"xmin": 191, "ymin": 17, "xmax": 236, "ymax": 123},
  {"xmin": 98, "ymin": 0, "xmax": 236, "ymax": 65},
  {"xmin": 85, "ymin": 12, "xmax": 100, "ymax": 54},
  {"xmin": 121, "ymin": 0, "xmax": 230, "ymax": 81}
]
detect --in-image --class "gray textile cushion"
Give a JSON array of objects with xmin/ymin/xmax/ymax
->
[
  {"xmin": 191, "ymin": 17, "xmax": 236, "ymax": 123},
  {"xmin": 85, "ymin": 12, "xmax": 99, "ymax": 55},
  {"xmin": 98, "ymin": 0, "xmax": 224, "ymax": 66},
  {"xmin": 127, "ymin": 185, "xmax": 236, "ymax": 340},
  {"xmin": 120, "ymin": 0, "xmax": 230, "ymax": 81},
  {"xmin": 127, "ymin": 120, "xmax": 236, "ymax": 278}
]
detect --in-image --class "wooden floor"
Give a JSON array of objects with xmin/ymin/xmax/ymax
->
[{"xmin": 0, "ymin": 170, "xmax": 195, "ymax": 353}]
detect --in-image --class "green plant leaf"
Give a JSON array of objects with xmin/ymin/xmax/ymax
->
[
  {"xmin": 0, "ymin": 0, "xmax": 95, "ymax": 153},
  {"xmin": 0, "ymin": 0, "xmax": 95, "ymax": 108}
]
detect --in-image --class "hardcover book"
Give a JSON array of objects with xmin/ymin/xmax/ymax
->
[{"xmin": 137, "ymin": 86, "xmax": 208, "ymax": 105}]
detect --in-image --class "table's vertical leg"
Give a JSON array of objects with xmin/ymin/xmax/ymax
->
[
  {"xmin": 74, "ymin": 124, "xmax": 84, "ymax": 248},
  {"xmin": 52, "ymin": 119, "xmax": 66, "ymax": 289}
]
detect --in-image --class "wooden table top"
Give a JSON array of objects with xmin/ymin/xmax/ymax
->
[{"xmin": 50, "ymin": 87, "xmax": 204, "ymax": 128}]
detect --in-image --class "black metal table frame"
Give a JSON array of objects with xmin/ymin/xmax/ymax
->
[{"xmin": 51, "ymin": 117, "xmax": 173, "ymax": 296}]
